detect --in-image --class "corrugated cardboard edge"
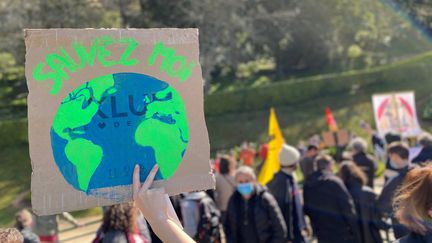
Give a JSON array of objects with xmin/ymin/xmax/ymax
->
[{"xmin": 24, "ymin": 28, "xmax": 215, "ymax": 215}]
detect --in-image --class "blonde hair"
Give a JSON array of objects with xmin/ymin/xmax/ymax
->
[
  {"xmin": 393, "ymin": 164, "xmax": 432, "ymax": 235},
  {"xmin": 15, "ymin": 209, "xmax": 33, "ymax": 230},
  {"xmin": 235, "ymin": 166, "xmax": 256, "ymax": 180}
]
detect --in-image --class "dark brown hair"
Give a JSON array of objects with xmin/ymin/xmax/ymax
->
[
  {"xmin": 394, "ymin": 164, "xmax": 432, "ymax": 235},
  {"xmin": 219, "ymin": 156, "xmax": 236, "ymax": 175},
  {"xmin": 101, "ymin": 203, "xmax": 137, "ymax": 233},
  {"xmin": 387, "ymin": 142, "xmax": 410, "ymax": 160},
  {"xmin": 338, "ymin": 161, "xmax": 368, "ymax": 186}
]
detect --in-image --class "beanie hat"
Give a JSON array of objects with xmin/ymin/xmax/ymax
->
[{"xmin": 279, "ymin": 144, "xmax": 300, "ymax": 166}]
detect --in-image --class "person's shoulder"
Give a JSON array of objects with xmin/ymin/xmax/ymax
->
[
  {"xmin": 20, "ymin": 228, "xmax": 39, "ymax": 241},
  {"xmin": 215, "ymin": 174, "xmax": 225, "ymax": 182},
  {"xmin": 304, "ymin": 171, "xmax": 329, "ymax": 189},
  {"xmin": 325, "ymin": 175, "xmax": 350, "ymax": 191},
  {"xmin": 260, "ymin": 192, "xmax": 280, "ymax": 209},
  {"xmin": 273, "ymin": 171, "xmax": 286, "ymax": 180},
  {"xmin": 257, "ymin": 185, "xmax": 276, "ymax": 201},
  {"xmin": 215, "ymin": 174, "xmax": 222, "ymax": 182},
  {"xmin": 326, "ymin": 173, "xmax": 344, "ymax": 185},
  {"xmin": 227, "ymin": 190, "xmax": 241, "ymax": 204},
  {"xmin": 361, "ymin": 185, "xmax": 376, "ymax": 194},
  {"xmin": 393, "ymin": 232, "xmax": 426, "ymax": 243},
  {"xmin": 360, "ymin": 185, "xmax": 378, "ymax": 198},
  {"xmin": 268, "ymin": 172, "xmax": 285, "ymax": 184}
]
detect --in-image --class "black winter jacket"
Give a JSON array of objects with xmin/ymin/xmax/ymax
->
[
  {"xmin": 394, "ymin": 231, "xmax": 432, "ymax": 243},
  {"xmin": 267, "ymin": 171, "xmax": 305, "ymax": 242},
  {"xmin": 303, "ymin": 170, "xmax": 362, "ymax": 243},
  {"xmin": 353, "ymin": 152, "xmax": 376, "ymax": 188},
  {"xmin": 412, "ymin": 146, "xmax": 432, "ymax": 164},
  {"xmin": 224, "ymin": 184, "xmax": 287, "ymax": 243},
  {"xmin": 346, "ymin": 182, "xmax": 383, "ymax": 243},
  {"xmin": 377, "ymin": 165, "xmax": 414, "ymax": 239}
]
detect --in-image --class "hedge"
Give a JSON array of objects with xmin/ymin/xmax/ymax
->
[{"xmin": 205, "ymin": 51, "xmax": 432, "ymax": 116}]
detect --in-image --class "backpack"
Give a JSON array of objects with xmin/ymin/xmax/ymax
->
[
  {"xmin": 181, "ymin": 193, "xmax": 221, "ymax": 243},
  {"xmin": 196, "ymin": 196, "xmax": 221, "ymax": 243}
]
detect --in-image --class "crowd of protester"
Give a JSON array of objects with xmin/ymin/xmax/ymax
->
[{"xmin": 1, "ymin": 130, "xmax": 432, "ymax": 243}]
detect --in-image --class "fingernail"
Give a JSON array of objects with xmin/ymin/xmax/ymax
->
[{"xmin": 135, "ymin": 164, "xmax": 139, "ymax": 170}]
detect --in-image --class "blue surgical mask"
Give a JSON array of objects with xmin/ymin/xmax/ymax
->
[
  {"xmin": 237, "ymin": 183, "xmax": 254, "ymax": 196},
  {"xmin": 390, "ymin": 159, "xmax": 407, "ymax": 169},
  {"xmin": 389, "ymin": 159, "xmax": 399, "ymax": 169}
]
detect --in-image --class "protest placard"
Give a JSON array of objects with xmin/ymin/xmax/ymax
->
[
  {"xmin": 25, "ymin": 29, "xmax": 214, "ymax": 215},
  {"xmin": 372, "ymin": 91, "xmax": 422, "ymax": 137},
  {"xmin": 322, "ymin": 130, "xmax": 350, "ymax": 147}
]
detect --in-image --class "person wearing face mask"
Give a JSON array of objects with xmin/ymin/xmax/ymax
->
[
  {"xmin": 267, "ymin": 144, "xmax": 309, "ymax": 243},
  {"xmin": 224, "ymin": 166, "xmax": 287, "ymax": 243},
  {"xmin": 393, "ymin": 164, "xmax": 432, "ymax": 243},
  {"xmin": 377, "ymin": 142, "xmax": 415, "ymax": 239}
]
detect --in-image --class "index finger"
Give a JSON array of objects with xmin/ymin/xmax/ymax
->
[
  {"xmin": 140, "ymin": 164, "xmax": 159, "ymax": 192},
  {"xmin": 132, "ymin": 164, "xmax": 141, "ymax": 200}
]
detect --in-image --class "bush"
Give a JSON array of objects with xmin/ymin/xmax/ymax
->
[
  {"xmin": 205, "ymin": 52, "xmax": 432, "ymax": 116},
  {"xmin": 423, "ymin": 97, "xmax": 432, "ymax": 120},
  {"xmin": 0, "ymin": 119, "xmax": 28, "ymax": 148}
]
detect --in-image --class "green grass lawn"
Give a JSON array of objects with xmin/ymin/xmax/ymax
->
[
  {"xmin": 0, "ymin": 119, "xmax": 101, "ymax": 227},
  {"xmin": 0, "ymin": 145, "xmax": 31, "ymax": 226},
  {"xmin": 206, "ymin": 71, "xmax": 432, "ymax": 151},
  {"xmin": 0, "ymin": 142, "xmax": 102, "ymax": 227}
]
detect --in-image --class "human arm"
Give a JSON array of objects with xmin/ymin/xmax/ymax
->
[
  {"xmin": 132, "ymin": 164, "xmax": 195, "ymax": 243},
  {"xmin": 60, "ymin": 212, "xmax": 82, "ymax": 227}
]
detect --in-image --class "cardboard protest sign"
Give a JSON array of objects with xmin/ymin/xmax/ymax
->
[
  {"xmin": 25, "ymin": 29, "xmax": 214, "ymax": 215},
  {"xmin": 322, "ymin": 130, "xmax": 350, "ymax": 147},
  {"xmin": 322, "ymin": 132, "xmax": 336, "ymax": 147},
  {"xmin": 372, "ymin": 91, "xmax": 422, "ymax": 137},
  {"xmin": 336, "ymin": 130, "xmax": 350, "ymax": 146}
]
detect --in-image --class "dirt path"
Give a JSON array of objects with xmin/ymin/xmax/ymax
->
[{"xmin": 58, "ymin": 215, "xmax": 102, "ymax": 242}]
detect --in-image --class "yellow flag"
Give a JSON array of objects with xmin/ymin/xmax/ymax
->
[{"xmin": 258, "ymin": 108, "xmax": 285, "ymax": 185}]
